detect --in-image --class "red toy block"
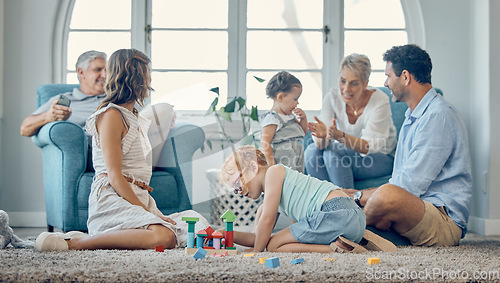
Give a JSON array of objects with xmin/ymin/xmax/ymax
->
[
  {"xmin": 204, "ymin": 226, "xmax": 215, "ymax": 239},
  {"xmin": 155, "ymin": 245, "xmax": 164, "ymax": 252},
  {"xmin": 224, "ymin": 231, "xmax": 234, "ymax": 248}
]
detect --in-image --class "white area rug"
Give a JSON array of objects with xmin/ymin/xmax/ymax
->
[{"xmin": 0, "ymin": 233, "xmax": 499, "ymax": 282}]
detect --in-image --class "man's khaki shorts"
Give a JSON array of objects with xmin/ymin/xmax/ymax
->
[{"xmin": 402, "ymin": 200, "xmax": 462, "ymax": 247}]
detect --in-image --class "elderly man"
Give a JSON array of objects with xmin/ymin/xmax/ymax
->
[
  {"xmin": 21, "ymin": 50, "xmax": 175, "ymax": 167},
  {"xmin": 346, "ymin": 44, "xmax": 472, "ymax": 247},
  {"xmin": 21, "ymin": 50, "xmax": 107, "ymax": 137}
]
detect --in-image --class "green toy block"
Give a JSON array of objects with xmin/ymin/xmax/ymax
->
[
  {"xmin": 220, "ymin": 210, "xmax": 237, "ymax": 222},
  {"xmin": 224, "ymin": 222, "xmax": 233, "ymax": 232},
  {"xmin": 182, "ymin": 217, "xmax": 200, "ymax": 222}
]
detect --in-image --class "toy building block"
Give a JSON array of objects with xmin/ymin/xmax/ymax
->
[
  {"xmin": 196, "ymin": 230, "xmax": 207, "ymax": 248},
  {"xmin": 220, "ymin": 210, "xmax": 236, "ymax": 249},
  {"xmin": 259, "ymin": 257, "xmax": 269, "ymax": 264},
  {"xmin": 323, "ymin": 258, "xmax": 337, "ymax": 261},
  {"xmin": 204, "ymin": 226, "xmax": 215, "ymax": 239},
  {"xmin": 182, "ymin": 217, "xmax": 199, "ymax": 248},
  {"xmin": 204, "ymin": 226, "xmax": 215, "ymax": 248},
  {"xmin": 367, "ymin": 258, "xmax": 380, "ymax": 265},
  {"xmin": 243, "ymin": 253, "xmax": 255, "ymax": 257},
  {"xmin": 212, "ymin": 231, "xmax": 223, "ymax": 249},
  {"xmin": 265, "ymin": 257, "xmax": 280, "ymax": 269},
  {"xmin": 187, "ymin": 232, "xmax": 195, "ymax": 248},
  {"xmin": 155, "ymin": 245, "xmax": 164, "ymax": 252},
  {"xmin": 185, "ymin": 247, "xmax": 238, "ymax": 255},
  {"xmin": 193, "ymin": 247, "xmax": 207, "ymax": 260},
  {"xmin": 291, "ymin": 258, "xmax": 304, "ymax": 264}
]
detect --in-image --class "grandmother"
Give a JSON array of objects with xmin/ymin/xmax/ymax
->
[{"xmin": 305, "ymin": 53, "xmax": 396, "ymax": 189}]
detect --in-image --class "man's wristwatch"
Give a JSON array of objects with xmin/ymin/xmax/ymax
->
[{"xmin": 353, "ymin": 191, "xmax": 363, "ymax": 208}]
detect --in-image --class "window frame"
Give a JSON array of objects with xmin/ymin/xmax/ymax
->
[{"xmin": 54, "ymin": 0, "xmax": 424, "ymax": 109}]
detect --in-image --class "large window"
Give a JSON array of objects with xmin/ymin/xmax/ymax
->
[{"xmin": 62, "ymin": 0, "xmax": 412, "ymax": 111}]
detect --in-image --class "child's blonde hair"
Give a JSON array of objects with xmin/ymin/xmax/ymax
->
[{"xmin": 220, "ymin": 145, "xmax": 268, "ymax": 186}]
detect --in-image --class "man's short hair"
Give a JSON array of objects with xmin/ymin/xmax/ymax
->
[
  {"xmin": 75, "ymin": 50, "xmax": 107, "ymax": 72},
  {"xmin": 383, "ymin": 44, "xmax": 432, "ymax": 84}
]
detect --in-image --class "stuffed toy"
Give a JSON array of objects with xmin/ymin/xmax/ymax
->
[{"xmin": 0, "ymin": 210, "xmax": 34, "ymax": 249}]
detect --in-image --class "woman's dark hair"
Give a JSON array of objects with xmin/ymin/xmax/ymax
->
[
  {"xmin": 383, "ymin": 44, "xmax": 432, "ymax": 84},
  {"xmin": 265, "ymin": 71, "xmax": 302, "ymax": 99},
  {"xmin": 97, "ymin": 49, "xmax": 152, "ymax": 111}
]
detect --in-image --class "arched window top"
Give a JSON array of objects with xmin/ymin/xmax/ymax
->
[{"xmin": 54, "ymin": 0, "xmax": 424, "ymax": 110}]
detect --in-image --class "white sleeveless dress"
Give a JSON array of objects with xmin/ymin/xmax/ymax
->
[{"xmin": 85, "ymin": 103, "xmax": 208, "ymax": 247}]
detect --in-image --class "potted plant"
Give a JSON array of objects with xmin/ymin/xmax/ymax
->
[{"xmin": 203, "ymin": 76, "xmax": 264, "ymax": 151}]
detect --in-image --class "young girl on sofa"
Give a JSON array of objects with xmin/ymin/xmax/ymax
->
[
  {"xmin": 220, "ymin": 145, "xmax": 396, "ymax": 253},
  {"xmin": 35, "ymin": 49, "xmax": 208, "ymax": 251}
]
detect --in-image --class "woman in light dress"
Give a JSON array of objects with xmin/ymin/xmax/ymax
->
[{"xmin": 35, "ymin": 49, "xmax": 207, "ymax": 251}]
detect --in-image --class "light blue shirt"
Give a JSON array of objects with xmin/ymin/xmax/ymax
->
[
  {"xmin": 389, "ymin": 88, "xmax": 472, "ymax": 237},
  {"xmin": 279, "ymin": 165, "xmax": 340, "ymax": 222}
]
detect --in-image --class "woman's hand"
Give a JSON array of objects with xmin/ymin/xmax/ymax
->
[
  {"xmin": 159, "ymin": 216, "xmax": 177, "ymax": 225},
  {"xmin": 308, "ymin": 116, "xmax": 327, "ymax": 138},
  {"xmin": 328, "ymin": 118, "xmax": 343, "ymax": 140}
]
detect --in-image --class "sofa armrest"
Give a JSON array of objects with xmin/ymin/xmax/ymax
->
[
  {"xmin": 154, "ymin": 122, "xmax": 205, "ymax": 203},
  {"xmin": 32, "ymin": 121, "xmax": 88, "ymax": 231}
]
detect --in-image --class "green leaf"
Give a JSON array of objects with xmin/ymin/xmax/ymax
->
[
  {"xmin": 205, "ymin": 97, "xmax": 219, "ymax": 116},
  {"xmin": 209, "ymin": 87, "xmax": 220, "ymax": 95},
  {"xmin": 253, "ymin": 76, "xmax": 266, "ymax": 83},
  {"xmin": 224, "ymin": 99, "xmax": 236, "ymax": 113},
  {"xmin": 250, "ymin": 106, "xmax": 259, "ymax": 121},
  {"xmin": 219, "ymin": 107, "xmax": 232, "ymax": 121},
  {"xmin": 235, "ymin": 97, "xmax": 246, "ymax": 111}
]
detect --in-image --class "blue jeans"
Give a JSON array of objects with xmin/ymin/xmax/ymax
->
[
  {"xmin": 304, "ymin": 141, "xmax": 394, "ymax": 189},
  {"xmin": 289, "ymin": 196, "xmax": 366, "ymax": 244}
]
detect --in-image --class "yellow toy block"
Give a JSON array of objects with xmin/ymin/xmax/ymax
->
[
  {"xmin": 367, "ymin": 257, "xmax": 380, "ymax": 265},
  {"xmin": 259, "ymin": 257, "xmax": 269, "ymax": 264},
  {"xmin": 323, "ymin": 258, "xmax": 337, "ymax": 261},
  {"xmin": 243, "ymin": 253, "xmax": 255, "ymax": 257}
]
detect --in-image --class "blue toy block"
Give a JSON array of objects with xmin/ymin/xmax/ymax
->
[
  {"xmin": 291, "ymin": 258, "xmax": 304, "ymax": 264},
  {"xmin": 193, "ymin": 247, "xmax": 207, "ymax": 261},
  {"xmin": 265, "ymin": 257, "xmax": 280, "ymax": 268},
  {"xmin": 187, "ymin": 232, "xmax": 195, "ymax": 248},
  {"xmin": 196, "ymin": 236, "xmax": 204, "ymax": 248}
]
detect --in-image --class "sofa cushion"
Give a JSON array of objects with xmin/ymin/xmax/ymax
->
[{"xmin": 150, "ymin": 171, "xmax": 180, "ymax": 214}]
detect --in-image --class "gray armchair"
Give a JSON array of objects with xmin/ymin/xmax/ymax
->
[{"xmin": 32, "ymin": 84, "xmax": 204, "ymax": 232}]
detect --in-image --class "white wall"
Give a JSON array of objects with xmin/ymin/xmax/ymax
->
[
  {"xmin": 469, "ymin": 0, "xmax": 491, "ymax": 227},
  {"xmin": 0, "ymin": 0, "xmax": 58, "ymax": 225},
  {"xmin": 0, "ymin": 0, "xmax": 4, "ymax": 191},
  {"xmin": 488, "ymin": 0, "xmax": 500, "ymax": 223},
  {"xmin": 1, "ymin": 0, "xmax": 498, "ymax": 235}
]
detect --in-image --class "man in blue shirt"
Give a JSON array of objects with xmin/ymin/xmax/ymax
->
[{"xmin": 350, "ymin": 44, "xmax": 472, "ymax": 246}]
